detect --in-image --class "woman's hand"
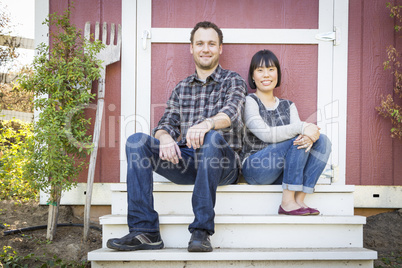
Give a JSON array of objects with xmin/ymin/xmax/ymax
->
[
  {"xmin": 303, "ymin": 123, "xmax": 320, "ymax": 142},
  {"xmin": 294, "ymin": 134, "xmax": 314, "ymax": 152}
]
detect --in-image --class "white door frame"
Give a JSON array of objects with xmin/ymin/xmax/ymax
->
[{"xmin": 120, "ymin": 0, "xmax": 349, "ymax": 185}]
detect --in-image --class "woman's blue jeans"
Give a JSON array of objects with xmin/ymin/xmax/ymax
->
[
  {"xmin": 242, "ymin": 134, "xmax": 331, "ymax": 193},
  {"xmin": 125, "ymin": 131, "xmax": 239, "ymax": 235}
]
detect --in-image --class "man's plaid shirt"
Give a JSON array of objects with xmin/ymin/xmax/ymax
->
[{"xmin": 152, "ymin": 65, "xmax": 247, "ymax": 155}]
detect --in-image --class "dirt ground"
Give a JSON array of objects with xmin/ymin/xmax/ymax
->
[
  {"xmin": 0, "ymin": 200, "xmax": 401, "ymax": 267},
  {"xmin": 0, "ymin": 200, "xmax": 102, "ymax": 267},
  {"xmin": 363, "ymin": 208, "xmax": 402, "ymax": 267}
]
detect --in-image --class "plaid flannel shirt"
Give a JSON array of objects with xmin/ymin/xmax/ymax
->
[{"xmin": 152, "ymin": 65, "xmax": 247, "ymax": 155}]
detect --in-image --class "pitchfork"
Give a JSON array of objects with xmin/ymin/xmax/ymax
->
[{"xmin": 83, "ymin": 21, "xmax": 121, "ymax": 241}]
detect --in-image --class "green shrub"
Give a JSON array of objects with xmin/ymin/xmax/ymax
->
[{"xmin": 0, "ymin": 119, "xmax": 37, "ymax": 201}]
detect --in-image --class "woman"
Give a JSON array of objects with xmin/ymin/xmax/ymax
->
[{"xmin": 241, "ymin": 49, "xmax": 332, "ymax": 216}]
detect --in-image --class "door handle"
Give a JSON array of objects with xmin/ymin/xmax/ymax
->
[{"xmin": 315, "ymin": 27, "xmax": 341, "ymax": 46}]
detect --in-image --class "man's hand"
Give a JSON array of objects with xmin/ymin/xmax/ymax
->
[
  {"xmin": 186, "ymin": 120, "xmax": 213, "ymax": 149},
  {"xmin": 158, "ymin": 133, "xmax": 182, "ymax": 164},
  {"xmin": 294, "ymin": 134, "xmax": 314, "ymax": 152},
  {"xmin": 303, "ymin": 123, "xmax": 320, "ymax": 142}
]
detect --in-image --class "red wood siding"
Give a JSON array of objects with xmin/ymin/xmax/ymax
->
[
  {"xmin": 151, "ymin": 44, "xmax": 318, "ymax": 130},
  {"xmin": 48, "ymin": 0, "xmax": 402, "ymax": 186},
  {"xmin": 347, "ymin": 0, "xmax": 402, "ymax": 186},
  {"xmin": 152, "ymin": 0, "xmax": 319, "ymax": 29},
  {"xmin": 50, "ymin": 0, "xmax": 121, "ymax": 183},
  {"xmin": 150, "ymin": 0, "xmax": 320, "ymax": 131}
]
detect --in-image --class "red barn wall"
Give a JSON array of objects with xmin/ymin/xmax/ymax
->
[
  {"xmin": 347, "ymin": 0, "xmax": 402, "ymax": 186},
  {"xmin": 150, "ymin": 0, "xmax": 319, "ymax": 135},
  {"xmin": 49, "ymin": 0, "xmax": 402, "ymax": 186}
]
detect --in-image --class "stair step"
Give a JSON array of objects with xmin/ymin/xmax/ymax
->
[
  {"xmin": 101, "ymin": 214, "xmax": 365, "ymax": 248},
  {"xmin": 111, "ymin": 183, "xmax": 355, "ymax": 215},
  {"xmin": 89, "ymin": 247, "xmax": 377, "ymax": 268},
  {"xmin": 110, "ymin": 183, "xmax": 355, "ymax": 193}
]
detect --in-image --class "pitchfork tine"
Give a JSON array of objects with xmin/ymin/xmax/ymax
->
[
  {"xmin": 84, "ymin": 22, "xmax": 90, "ymax": 41},
  {"xmin": 117, "ymin": 24, "xmax": 122, "ymax": 47},
  {"xmin": 95, "ymin": 22, "xmax": 100, "ymax": 41},
  {"xmin": 102, "ymin": 22, "xmax": 107, "ymax": 45},
  {"xmin": 110, "ymin": 23, "xmax": 115, "ymax": 45}
]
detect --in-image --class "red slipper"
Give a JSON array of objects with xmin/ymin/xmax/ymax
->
[
  {"xmin": 307, "ymin": 207, "xmax": 320, "ymax": 215},
  {"xmin": 278, "ymin": 205, "xmax": 310, "ymax": 216}
]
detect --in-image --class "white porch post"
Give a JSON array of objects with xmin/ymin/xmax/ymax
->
[{"xmin": 120, "ymin": 0, "xmax": 137, "ymax": 182}]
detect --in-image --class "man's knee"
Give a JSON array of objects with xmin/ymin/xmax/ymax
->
[
  {"xmin": 126, "ymin": 132, "xmax": 151, "ymax": 150},
  {"xmin": 200, "ymin": 130, "xmax": 235, "ymax": 169},
  {"xmin": 203, "ymin": 130, "xmax": 227, "ymax": 149},
  {"xmin": 126, "ymin": 133, "xmax": 155, "ymax": 169}
]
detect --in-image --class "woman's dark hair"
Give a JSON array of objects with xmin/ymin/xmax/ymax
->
[
  {"xmin": 248, "ymin": 49, "xmax": 281, "ymax": 89},
  {"xmin": 190, "ymin": 21, "xmax": 223, "ymax": 45}
]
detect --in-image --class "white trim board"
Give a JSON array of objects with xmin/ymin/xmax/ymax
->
[
  {"xmin": 354, "ymin": 186, "xmax": 402, "ymax": 208},
  {"xmin": 120, "ymin": 0, "xmax": 137, "ymax": 182},
  {"xmin": 42, "ymin": 184, "xmax": 402, "ymax": 209},
  {"xmin": 150, "ymin": 28, "xmax": 321, "ymax": 44},
  {"xmin": 39, "ymin": 183, "xmax": 112, "ymax": 205}
]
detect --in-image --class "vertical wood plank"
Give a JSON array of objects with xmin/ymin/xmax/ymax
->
[
  {"xmin": 360, "ymin": 0, "xmax": 395, "ymax": 185},
  {"xmin": 346, "ymin": 0, "xmax": 363, "ymax": 185},
  {"xmin": 391, "ymin": 0, "xmax": 402, "ymax": 185}
]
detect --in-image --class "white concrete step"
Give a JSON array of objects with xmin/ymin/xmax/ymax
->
[
  {"xmin": 88, "ymin": 247, "xmax": 377, "ymax": 268},
  {"xmin": 100, "ymin": 214, "xmax": 365, "ymax": 249},
  {"xmin": 110, "ymin": 183, "xmax": 355, "ymax": 216}
]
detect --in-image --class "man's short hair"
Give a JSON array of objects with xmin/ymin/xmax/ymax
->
[
  {"xmin": 190, "ymin": 21, "xmax": 223, "ymax": 45},
  {"xmin": 248, "ymin": 49, "xmax": 282, "ymax": 89}
]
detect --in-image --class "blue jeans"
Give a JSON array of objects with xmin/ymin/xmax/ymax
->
[
  {"xmin": 125, "ymin": 131, "xmax": 239, "ymax": 235},
  {"xmin": 242, "ymin": 134, "xmax": 331, "ymax": 193}
]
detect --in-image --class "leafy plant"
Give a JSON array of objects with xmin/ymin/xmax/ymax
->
[
  {"xmin": 0, "ymin": 120, "xmax": 36, "ymax": 202},
  {"xmin": 0, "ymin": 246, "xmax": 32, "ymax": 268},
  {"xmin": 376, "ymin": 3, "xmax": 402, "ymax": 140},
  {"xmin": 0, "ymin": 245, "xmax": 88, "ymax": 268},
  {"xmin": 18, "ymin": 5, "xmax": 104, "ymax": 240}
]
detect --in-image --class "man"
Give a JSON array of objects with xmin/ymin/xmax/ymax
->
[{"xmin": 107, "ymin": 21, "xmax": 247, "ymax": 252}]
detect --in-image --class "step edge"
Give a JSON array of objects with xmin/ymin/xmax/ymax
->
[
  {"xmin": 100, "ymin": 214, "xmax": 367, "ymax": 225},
  {"xmin": 88, "ymin": 247, "xmax": 377, "ymax": 262},
  {"xmin": 111, "ymin": 183, "xmax": 355, "ymax": 193}
]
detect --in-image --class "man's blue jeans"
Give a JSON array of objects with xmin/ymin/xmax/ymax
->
[
  {"xmin": 125, "ymin": 131, "xmax": 239, "ymax": 235},
  {"xmin": 242, "ymin": 134, "xmax": 332, "ymax": 193}
]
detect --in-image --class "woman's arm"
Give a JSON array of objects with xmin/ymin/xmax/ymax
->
[
  {"xmin": 290, "ymin": 102, "xmax": 320, "ymax": 142},
  {"xmin": 244, "ymin": 96, "xmax": 304, "ymax": 143}
]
